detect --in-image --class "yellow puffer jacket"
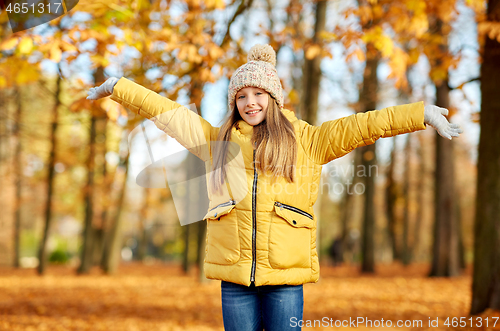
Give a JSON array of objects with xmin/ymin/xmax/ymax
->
[{"xmin": 110, "ymin": 77, "xmax": 427, "ymax": 286}]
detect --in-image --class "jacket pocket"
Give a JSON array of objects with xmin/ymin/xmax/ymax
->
[
  {"xmin": 268, "ymin": 202, "xmax": 314, "ymax": 269},
  {"xmin": 204, "ymin": 200, "xmax": 240, "ymax": 265}
]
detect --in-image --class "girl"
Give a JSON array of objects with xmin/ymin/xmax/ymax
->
[{"xmin": 87, "ymin": 44, "xmax": 462, "ymax": 331}]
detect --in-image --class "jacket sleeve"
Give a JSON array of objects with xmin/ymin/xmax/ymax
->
[
  {"xmin": 110, "ymin": 77, "xmax": 217, "ymax": 161},
  {"xmin": 300, "ymin": 102, "xmax": 427, "ymax": 165}
]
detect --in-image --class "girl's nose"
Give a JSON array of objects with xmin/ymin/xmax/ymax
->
[{"xmin": 246, "ymin": 95, "xmax": 256, "ymax": 106}]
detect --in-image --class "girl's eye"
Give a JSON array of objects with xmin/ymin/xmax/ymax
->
[{"xmin": 238, "ymin": 95, "xmax": 244, "ymax": 99}]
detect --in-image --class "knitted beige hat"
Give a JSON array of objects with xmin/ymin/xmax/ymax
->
[{"xmin": 228, "ymin": 44, "xmax": 284, "ymax": 112}]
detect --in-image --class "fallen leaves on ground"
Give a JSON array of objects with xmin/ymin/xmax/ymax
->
[{"xmin": 0, "ymin": 262, "xmax": 498, "ymax": 330}]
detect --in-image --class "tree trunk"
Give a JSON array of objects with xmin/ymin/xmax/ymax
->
[
  {"xmin": 0, "ymin": 88, "xmax": 5, "ymax": 165},
  {"xmin": 456, "ymin": 197, "xmax": 466, "ymax": 270},
  {"xmin": 79, "ymin": 64, "xmax": 107, "ymax": 273},
  {"xmin": 0, "ymin": 21, "xmax": 10, "ymax": 265},
  {"xmin": 426, "ymin": 16, "xmax": 460, "ymax": 278},
  {"xmin": 182, "ymin": 153, "xmax": 193, "ymax": 274},
  {"xmin": 359, "ymin": 50, "xmax": 379, "ymax": 273},
  {"xmin": 102, "ymin": 147, "xmax": 130, "ymax": 274},
  {"xmin": 0, "ymin": 21, "xmax": 9, "ymax": 165},
  {"xmin": 339, "ymin": 148, "xmax": 362, "ymax": 264},
  {"xmin": 38, "ymin": 71, "xmax": 62, "ymax": 275},
  {"xmin": 402, "ymin": 134, "xmax": 412, "ymax": 265},
  {"xmin": 93, "ymin": 118, "xmax": 110, "ymax": 266},
  {"xmin": 182, "ymin": 225, "xmax": 191, "ymax": 273},
  {"xmin": 137, "ymin": 188, "xmax": 151, "ymax": 261},
  {"xmin": 413, "ymin": 134, "xmax": 425, "ymax": 261},
  {"xmin": 470, "ymin": 0, "xmax": 500, "ymax": 314},
  {"xmin": 13, "ymin": 86, "xmax": 22, "ymax": 268},
  {"xmin": 385, "ymin": 138, "xmax": 402, "ymax": 261},
  {"xmin": 0, "ymin": 85, "xmax": 12, "ymax": 266},
  {"xmin": 300, "ymin": 0, "xmax": 327, "ymax": 125},
  {"xmin": 101, "ymin": 128, "xmax": 127, "ymax": 270},
  {"xmin": 361, "ymin": 144, "xmax": 377, "ymax": 273},
  {"xmin": 92, "ymin": 228, "xmax": 105, "ymax": 266},
  {"xmin": 429, "ymin": 79, "xmax": 460, "ymax": 277},
  {"xmin": 78, "ymin": 113, "xmax": 97, "ymax": 274}
]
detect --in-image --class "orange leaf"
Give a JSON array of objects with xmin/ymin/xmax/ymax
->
[
  {"xmin": 305, "ymin": 45, "xmax": 321, "ymax": 60},
  {"xmin": 0, "ymin": 37, "xmax": 18, "ymax": 51}
]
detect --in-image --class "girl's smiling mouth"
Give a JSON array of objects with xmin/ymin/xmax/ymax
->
[{"xmin": 246, "ymin": 109, "xmax": 261, "ymax": 116}]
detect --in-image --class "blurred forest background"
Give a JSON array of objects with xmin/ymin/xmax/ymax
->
[{"xmin": 1, "ymin": 0, "xmax": 500, "ymax": 328}]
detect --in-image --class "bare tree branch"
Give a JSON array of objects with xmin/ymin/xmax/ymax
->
[
  {"xmin": 449, "ymin": 77, "xmax": 481, "ymax": 90},
  {"xmin": 219, "ymin": 0, "xmax": 255, "ymax": 48}
]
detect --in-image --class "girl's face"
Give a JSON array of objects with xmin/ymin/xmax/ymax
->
[{"xmin": 235, "ymin": 87, "xmax": 269, "ymax": 126}]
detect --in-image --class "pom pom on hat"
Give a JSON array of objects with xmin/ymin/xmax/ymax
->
[
  {"xmin": 247, "ymin": 44, "xmax": 276, "ymax": 66},
  {"xmin": 227, "ymin": 44, "xmax": 284, "ymax": 111}
]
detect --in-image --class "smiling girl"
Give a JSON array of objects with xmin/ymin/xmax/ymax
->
[{"xmin": 88, "ymin": 44, "xmax": 462, "ymax": 331}]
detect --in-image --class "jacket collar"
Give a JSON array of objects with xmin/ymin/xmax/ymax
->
[{"xmin": 236, "ymin": 109, "xmax": 298, "ymax": 135}]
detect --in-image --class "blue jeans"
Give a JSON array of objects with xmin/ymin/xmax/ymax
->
[{"xmin": 221, "ymin": 281, "xmax": 304, "ymax": 331}]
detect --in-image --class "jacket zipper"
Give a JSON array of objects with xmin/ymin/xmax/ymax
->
[
  {"xmin": 209, "ymin": 199, "xmax": 236, "ymax": 216},
  {"xmin": 275, "ymin": 201, "xmax": 313, "ymax": 220},
  {"xmin": 250, "ymin": 148, "xmax": 258, "ymax": 283}
]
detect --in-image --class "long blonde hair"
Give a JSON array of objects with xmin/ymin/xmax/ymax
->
[{"xmin": 209, "ymin": 94, "xmax": 297, "ymax": 194}]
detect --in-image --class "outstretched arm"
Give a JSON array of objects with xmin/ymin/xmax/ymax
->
[
  {"xmin": 87, "ymin": 77, "xmax": 217, "ymax": 161},
  {"xmin": 301, "ymin": 102, "xmax": 463, "ymax": 165}
]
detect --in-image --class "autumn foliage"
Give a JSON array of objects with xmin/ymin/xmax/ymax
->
[
  {"xmin": 1, "ymin": 0, "xmax": 499, "ymax": 325},
  {"xmin": 2, "ymin": 262, "xmax": 499, "ymax": 331}
]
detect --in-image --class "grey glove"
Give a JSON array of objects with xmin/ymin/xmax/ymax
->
[
  {"xmin": 86, "ymin": 77, "xmax": 120, "ymax": 100},
  {"xmin": 424, "ymin": 105, "xmax": 464, "ymax": 140}
]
